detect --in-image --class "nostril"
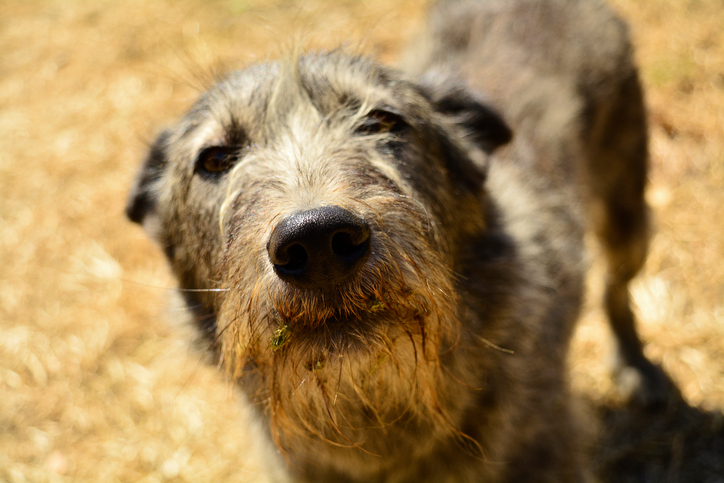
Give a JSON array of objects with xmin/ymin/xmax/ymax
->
[
  {"xmin": 331, "ymin": 231, "xmax": 370, "ymax": 261},
  {"xmin": 281, "ymin": 244, "xmax": 308, "ymax": 272}
]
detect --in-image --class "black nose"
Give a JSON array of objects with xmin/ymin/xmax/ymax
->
[{"xmin": 267, "ymin": 206, "xmax": 371, "ymax": 289}]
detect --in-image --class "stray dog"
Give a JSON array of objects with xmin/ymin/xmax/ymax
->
[{"xmin": 127, "ymin": 0, "xmax": 667, "ymax": 481}]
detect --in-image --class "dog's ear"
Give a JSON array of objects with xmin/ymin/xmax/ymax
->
[
  {"xmin": 126, "ymin": 129, "xmax": 171, "ymax": 226},
  {"xmin": 420, "ymin": 76, "xmax": 512, "ymax": 153},
  {"xmin": 415, "ymin": 75, "xmax": 512, "ymax": 194}
]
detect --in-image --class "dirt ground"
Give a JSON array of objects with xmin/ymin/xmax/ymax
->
[{"xmin": 0, "ymin": 0, "xmax": 722, "ymax": 482}]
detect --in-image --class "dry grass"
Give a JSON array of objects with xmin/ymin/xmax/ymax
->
[{"xmin": 0, "ymin": 0, "xmax": 721, "ymax": 481}]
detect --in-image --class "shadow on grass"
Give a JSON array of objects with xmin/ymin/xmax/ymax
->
[{"xmin": 592, "ymin": 381, "xmax": 724, "ymax": 483}]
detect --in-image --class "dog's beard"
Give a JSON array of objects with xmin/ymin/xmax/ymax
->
[{"xmin": 212, "ymin": 206, "xmax": 464, "ymax": 467}]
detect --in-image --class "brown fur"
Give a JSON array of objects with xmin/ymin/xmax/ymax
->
[{"xmin": 127, "ymin": 0, "xmax": 666, "ymax": 481}]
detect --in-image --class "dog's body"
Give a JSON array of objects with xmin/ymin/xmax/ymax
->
[
  {"xmin": 405, "ymin": 0, "xmax": 668, "ymax": 404},
  {"xmin": 128, "ymin": 1, "xmax": 664, "ymax": 481}
]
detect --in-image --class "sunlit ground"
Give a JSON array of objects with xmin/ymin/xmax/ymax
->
[{"xmin": 1, "ymin": 1, "xmax": 722, "ymax": 481}]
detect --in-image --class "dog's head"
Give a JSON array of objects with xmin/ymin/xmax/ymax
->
[{"xmin": 127, "ymin": 52, "xmax": 510, "ymax": 475}]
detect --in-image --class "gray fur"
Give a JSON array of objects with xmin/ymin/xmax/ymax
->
[{"xmin": 127, "ymin": 0, "xmax": 666, "ymax": 481}]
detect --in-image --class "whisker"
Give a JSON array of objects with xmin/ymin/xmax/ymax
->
[
  {"xmin": 120, "ymin": 277, "xmax": 231, "ymax": 293},
  {"xmin": 477, "ymin": 337, "xmax": 515, "ymax": 355}
]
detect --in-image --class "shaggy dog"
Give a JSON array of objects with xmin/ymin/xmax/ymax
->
[{"xmin": 127, "ymin": 1, "xmax": 665, "ymax": 481}]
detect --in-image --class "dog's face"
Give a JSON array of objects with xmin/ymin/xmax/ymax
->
[{"xmin": 127, "ymin": 53, "xmax": 510, "ymax": 474}]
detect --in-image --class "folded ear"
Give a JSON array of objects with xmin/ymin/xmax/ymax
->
[
  {"xmin": 420, "ymin": 75, "xmax": 512, "ymax": 153},
  {"xmin": 126, "ymin": 129, "xmax": 171, "ymax": 226}
]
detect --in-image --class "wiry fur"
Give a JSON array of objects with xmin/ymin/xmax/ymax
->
[
  {"xmin": 127, "ymin": 1, "xmax": 664, "ymax": 481},
  {"xmin": 403, "ymin": 0, "xmax": 669, "ymax": 405}
]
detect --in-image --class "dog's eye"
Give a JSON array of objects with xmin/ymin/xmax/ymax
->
[
  {"xmin": 355, "ymin": 109, "xmax": 407, "ymax": 135},
  {"xmin": 195, "ymin": 146, "xmax": 240, "ymax": 176}
]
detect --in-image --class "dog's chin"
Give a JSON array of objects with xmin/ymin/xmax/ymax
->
[
  {"xmin": 238, "ymin": 307, "xmax": 453, "ymax": 466},
  {"xmin": 274, "ymin": 315, "xmax": 430, "ymax": 368},
  {"xmin": 268, "ymin": 275, "xmax": 417, "ymax": 325},
  {"xmin": 215, "ymin": 259, "xmax": 460, "ymax": 459},
  {"xmin": 265, "ymin": 282, "xmax": 446, "ymax": 358},
  {"xmin": 217, "ymin": 259, "xmax": 457, "ymax": 364}
]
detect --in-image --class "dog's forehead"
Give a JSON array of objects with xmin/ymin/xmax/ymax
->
[
  {"xmin": 295, "ymin": 53, "xmax": 415, "ymax": 105},
  {"xmin": 194, "ymin": 54, "xmax": 421, "ymax": 123},
  {"xmin": 170, "ymin": 54, "xmax": 432, "ymax": 156}
]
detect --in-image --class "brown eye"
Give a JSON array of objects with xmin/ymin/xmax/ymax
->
[
  {"xmin": 195, "ymin": 146, "xmax": 240, "ymax": 177},
  {"xmin": 355, "ymin": 109, "xmax": 407, "ymax": 135}
]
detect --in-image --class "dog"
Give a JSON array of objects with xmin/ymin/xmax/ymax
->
[{"xmin": 127, "ymin": 0, "xmax": 666, "ymax": 480}]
